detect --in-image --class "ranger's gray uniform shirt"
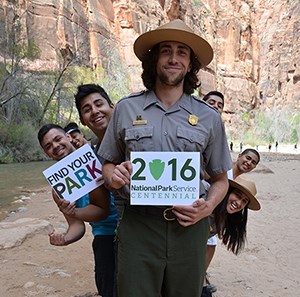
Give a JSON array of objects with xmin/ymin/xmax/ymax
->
[{"xmin": 98, "ymin": 90, "xmax": 232, "ymax": 199}]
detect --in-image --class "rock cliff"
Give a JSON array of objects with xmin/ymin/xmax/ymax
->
[{"xmin": 1, "ymin": 0, "xmax": 299, "ymax": 122}]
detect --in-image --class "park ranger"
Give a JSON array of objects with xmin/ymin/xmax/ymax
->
[{"xmin": 98, "ymin": 19, "xmax": 232, "ymax": 297}]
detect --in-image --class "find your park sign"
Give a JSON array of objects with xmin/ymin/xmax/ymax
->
[
  {"xmin": 43, "ymin": 144, "xmax": 103, "ymax": 203},
  {"xmin": 130, "ymin": 151, "xmax": 200, "ymax": 206}
]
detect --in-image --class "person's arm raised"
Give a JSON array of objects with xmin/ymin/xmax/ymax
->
[
  {"xmin": 54, "ymin": 185, "xmax": 110, "ymax": 223},
  {"xmin": 74, "ymin": 185, "xmax": 110, "ymax": 222},
  {"xmin": 50, "ymin": 190, "xmax": 86, "ymax": 245}
]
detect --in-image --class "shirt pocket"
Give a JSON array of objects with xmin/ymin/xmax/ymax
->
[
  {"xmin": 176, "ymin": 127, "xmax": 205, "ymax": 152},
  {"xmin": 125, "ymin": 126, "xmax": 155, "ymax": 151}
]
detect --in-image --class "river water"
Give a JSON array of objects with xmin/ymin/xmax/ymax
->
[{"xmin": 0, "ymin": 161, "xmax": 54, "ymax": 220}]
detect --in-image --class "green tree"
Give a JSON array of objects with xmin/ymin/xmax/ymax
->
[
  {"xmin": 0, "ymin": 6, "xmax": 41, "ymax": 123},
  {"xmin": 290, "ymin": 112, "xmax": 300, "ymax": 143}
]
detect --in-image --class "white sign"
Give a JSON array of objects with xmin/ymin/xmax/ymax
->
[
  {"xmin": 130, "ymin": 151, "xmax": 200, "ymax": 206},
  {"xmin": 43, "ymin": 144, "xmax": 103, "ymax": 202}
]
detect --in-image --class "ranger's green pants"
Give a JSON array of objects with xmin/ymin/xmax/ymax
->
[{"xmin": 116, "ymin": 206, "xmax": 209, "ymax": 297}]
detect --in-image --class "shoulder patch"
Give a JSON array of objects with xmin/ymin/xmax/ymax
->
[
  {"xmin": 127, "ymin": 90, "xmax": 146, "ymax": 98},
  {"xmin": 191, "ymin": 95, "xmax": 206, "ymax": 105},
  {"xmin": 116, "ymin": 90, "xmax": 146, "ymax": 104},
  {"xmin": 192, "ymin": 95, "xmax": 218, "ymax": 112}
]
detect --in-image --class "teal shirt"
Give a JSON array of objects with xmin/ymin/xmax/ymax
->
[{"xmin": 76, "ymin": 192, "xmax": 118, "ymax": 236}]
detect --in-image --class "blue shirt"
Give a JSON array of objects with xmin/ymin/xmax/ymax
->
[{"xmin": 76, "ymin": 192, "xmax": 118, "ymax": 236}]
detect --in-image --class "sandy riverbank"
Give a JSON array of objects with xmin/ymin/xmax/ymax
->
[{"xmin": 0, "ymin": 152, "xmax": 299, "ymax": 297}]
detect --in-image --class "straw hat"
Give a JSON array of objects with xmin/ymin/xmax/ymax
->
[
  {"xmin": 133, "ymin": 19, "xmax": 213, "ymax": 67},
  {"xmin": 229, "ymin": 176, "xmax": 261, "ymax": 211}
]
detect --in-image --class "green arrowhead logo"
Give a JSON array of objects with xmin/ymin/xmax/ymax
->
[{"xmin": 149, "ymin": 159, "xmax": 165, "ymax": 180}]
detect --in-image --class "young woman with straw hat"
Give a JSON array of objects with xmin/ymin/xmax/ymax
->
[{"xmin": 213, "ymin": 176, "xmax": 261, "ymax": 255}]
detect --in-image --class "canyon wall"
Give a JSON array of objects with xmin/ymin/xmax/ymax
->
[{"xmin": 1, "ymin": 0, "xmax": 299, "ymax": 120}]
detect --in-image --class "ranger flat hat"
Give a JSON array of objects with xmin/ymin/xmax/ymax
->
[
  {"xmin": 133, "ymin": 19, "xmax": 213, "ymax": 67},
  {"xmin": 229, "ymin": 176, "xmax": 261, "ymax": 211}
]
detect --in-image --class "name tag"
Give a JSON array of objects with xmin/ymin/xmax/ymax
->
[{"xmin": 132, "ymin": 120, "xmax": 148, "ymax": 126}]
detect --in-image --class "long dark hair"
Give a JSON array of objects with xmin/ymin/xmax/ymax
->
[
  {"xmin": 141, "ymin": 43, "xmax": 201, "ymax": 94},
  {"xmin": 214, "ymin": 188, "xmax": 248, "ymax": 255}
]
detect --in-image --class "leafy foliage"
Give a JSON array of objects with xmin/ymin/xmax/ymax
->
[
  {"xmin": 227, "ymin": 108, "xmax": 300, "ymax": 146},
  {"xmin": 0, "ymin": 119, "xmax": 41, "ymax": 163}
]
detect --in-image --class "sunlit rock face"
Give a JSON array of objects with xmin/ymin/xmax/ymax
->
[{"xmin": 1, "ymin": 0, "xmax": 299, "ymax": 116}]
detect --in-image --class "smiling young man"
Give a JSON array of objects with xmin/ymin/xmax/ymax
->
[
  {"xmin": 64, "ymin": 122, "xmax": 90, "ymax": 149},
  {"xmin": 37, "ymin": 123, "xmax": 110, "ymax": 244},
  {"xmin": 38, "ymin": 124, "xmax": 113, "ymax": 296},
  {"xmin": 228, "ymin": 148, "xmax": 260, "ymax": 179},
  {"xmin": 74, "ymin": 84, "xmax": 119, "ymax": 297},
  {"xmin": 98, "ymin": 19, "xmax": 232, "ymax": 297},
  {"xmin": 202, "ymin": 91, "xmax": 224, "ymax": 114},
  {"xmin": 75, "ymin": 85, "xmax": 114, "ymax": 144}
]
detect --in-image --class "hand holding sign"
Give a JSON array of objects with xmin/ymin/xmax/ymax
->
[
  {"xmin": 58, "ymin": 199, "xmax": 76, "ymax": 217},
  {"xmin": 109, "ymin": 161, "xmax": 132, "ymax": 189}
]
